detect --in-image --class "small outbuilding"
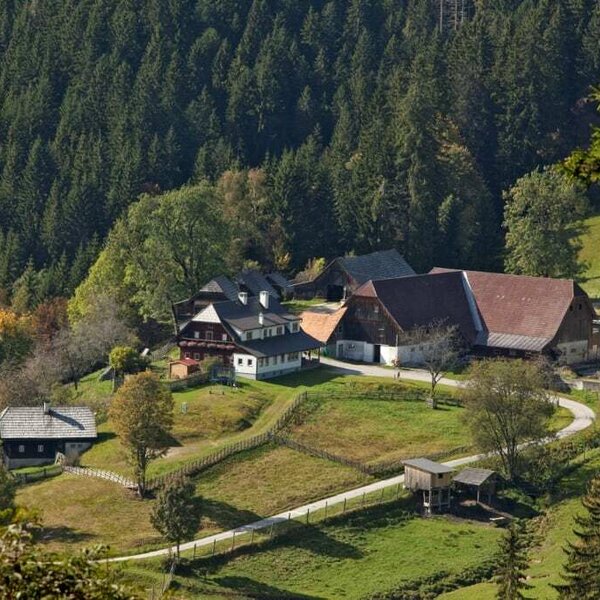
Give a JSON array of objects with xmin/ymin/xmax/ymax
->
[
  {"xmin": 0, "ymin": 403, "xmax": 97, "ymax": 469},
  {"xmin": 452, "ymin": 468, "xmax": 498, "ymax": 505},
  {"xmin": 403, "ymin": 458, "xmax": 453, "ymax": 514},
  {"xmin": 169, "ymin": 357, "xmax": 200, "ymax": 380}
]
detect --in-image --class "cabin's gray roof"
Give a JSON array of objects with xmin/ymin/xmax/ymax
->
[
  {"xmin": 402, "ymin": 458, "xmax": 453, "ymax": 474},
  {"xmin": 0, "ymin": 406, "xmax": 97, "ymax": 440},
  {"xmin": 474, "ymin": 331, "xmax": 550, "ymax": 352},
  {"xmin": 266, "ymin": 272, "xmax": 292, "ymax": 290},
  {"xmin": 453, "ymin": 468, "xmax": 496, "ymax": 486},
  {"xmin": 339, "ymin": 250, "xmax": 416, "ymax": 284},
  {"xmin": 200, "ymin": 275, "xmax": 239, "ymax": 301},
  {"xmin": 237, "ymin": 270, "xmax": 278, "ymax": 298},
  {"xmin": 214, "ymin": 297, "xmax": 296, "ymax": 331}
]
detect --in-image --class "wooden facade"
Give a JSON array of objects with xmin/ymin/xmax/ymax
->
[
  {"xmin": 403, "ymin": 459, "xmax": 453, "ymax": 514},
  {"xmin": 179, "ymin": 321, "xmax": 237, "ymax": 363},
  {"xmin": 342, "ymin": 297, "xmax": 400, "ymax": 347}
]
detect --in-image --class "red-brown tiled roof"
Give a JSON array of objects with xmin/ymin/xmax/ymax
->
[
  {"xmin": 353, "ymin": 272, "xmax": 478, "ymax": 343},
  {"xmin": 300, "ymin": 307, "xmax": 347, "ymax": 344},
  {"xmin": 171, "ymin": 358, "xmax": 199, "ymax": 366},
  {"xmin": 431, "ymin": 268, "xmax": 584, "ymax": 343}
]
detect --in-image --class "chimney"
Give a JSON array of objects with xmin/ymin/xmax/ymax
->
[
  {"xmin": 238, "ymin": 291, "xmax": 248, "ymax": 305},
  {"xmin": 259, "ymin": 290, "xmax": 270, "ymax": 309},
  {"xmin": 43, "ymin": 402, "xmax": 50, "ymax": 415},
  {"xmin": 258, "ymin": 312, "xmax": 264, "ymax": 326}
]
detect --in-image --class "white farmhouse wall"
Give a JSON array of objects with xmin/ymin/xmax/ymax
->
[
  {"xmin": 233, "ymin": 353, "xmax": 258, "ymax": 376},
  {"xmin": 556, "ymin": 340, "xmax": 589, "ymax": 365}
]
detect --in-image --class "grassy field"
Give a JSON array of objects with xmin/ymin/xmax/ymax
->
[
  {"xmin": 440, "ymin": 450, "xmax": 600, "ymax": 599},
  {"xmin": 82, "ymin": 368, "xmax": 338, "ymax": 477},
  {"xmin": 123, "ymin": 501, "xmax": 503, "ymax": 599},
  {"xmin": 282, "ymin": 297, "xmax": 328, "ymax": 314},
  {"xmin": 579, "ymin": 213, "xmax": 600, "ymax": 301}
]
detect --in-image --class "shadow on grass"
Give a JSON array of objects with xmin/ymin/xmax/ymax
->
[
  {"xmin": 37, "ymin": 526, "xmax": 95, "ymax": 545},
  {"xmin": 265, "ymin": 367, "xmax": 342, "ymax": 390},
  {"xmin": 209, "ymin": 576, "xmax": 324, "ymax": 599},
  {"xmin": 197, "ymin": 497, "xmax": 363, "ymax": 560}
]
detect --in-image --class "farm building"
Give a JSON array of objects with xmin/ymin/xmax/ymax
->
[
  {"xmin": 403, "ymin": 458, "xmax": 453, "ymax": 514},
  {"xmin": 453, "ymin": 468, "xmax": 498, "ymax": 504},
  {"xmin": 336, "ymin": 269, "xmax": 597, "ymax": 366},
  {"xmin": 299, "ymin": 305, "xmax": 347, "ymax": 355},
  {"xmin": 177, "ymin": 289, "xmax": 321, "ymax": 380},
  {"xmin": 291, "ymin": 249, "xmax": 416, "ymax": 301},
  {"xmin": 168, "ymin": 357, "xmax": 200, "ymax": 379},
  {"xmin": 0, "ymin": 403, "xmax": 97, "ymax": 469}
]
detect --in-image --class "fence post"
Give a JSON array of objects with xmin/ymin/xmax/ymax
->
[
  {"xmin": 251, "ymin": 528, "xmax": 255, "ymax": 544},
  {"xmin": 212, "ymin": 539, "xmax": 216, "ymax": 557},
  {"xmin": 380, "ymin": 488, "xmax": 385, "ymax": 503},
  {"xmin": 396, "ymin": 483, "xmax": 401, "ymax": 499},
  {"xmin": 362, "ymin": 492, "xmax": 365, "ymax": 507},
  {"xmin": 306, "ymin": 509, "xmax": 310, "ymax": 524},
  {"xmin": 325, "ymin": 501, "xmax": 328, "ymax": 519},
  {"xmin": 343, "ymin": 498, "xmax": 347, "ymax": 513},
  {"xmin": 193, "ymin": 544, "xmax": 196, "ymax": 560},
  {"xmin": 231, "ymin": 531, "xmax": 235, "ymax": 551}
]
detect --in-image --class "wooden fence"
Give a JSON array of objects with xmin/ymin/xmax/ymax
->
[
  {"xmin": 305, "ymin": 390, "xmax": 463, "ymax": 407},
  {"xmin": 63, "ymin": 466, "xmax": 136, "ymax": 489},
  {"xmin": 12, "ymin": 464, "xmax": 63, "ymax": 485},
  {"xmin": 147, "ymin": 391, "xmax": 309, "ymax": 491}
]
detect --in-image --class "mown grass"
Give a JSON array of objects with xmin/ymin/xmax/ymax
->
[
  {"xmin": 579, "ymin": 213, "xmax": 600, "ymax": 301},
  {"xmin": 282, "ymin": 297, "xmax": 329, "ymax": 314},
  {"xmin": 439, "ymin": 449, "xmax": 600, "ymax": 599},
  {"xmin": 122, "ymin": 501, "xmax": 502, "ymax": 599}
]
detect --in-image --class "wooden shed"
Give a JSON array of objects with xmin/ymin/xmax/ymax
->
[
  {"xmin": 452, "ymin": 468, "xmax": 498, "ymax": 504},
  {"xmin": 169, "ymin": 358, "xmax": 200, "ymax": 380},
  {"xmin": 402, "ymin": 458, "xmax": 453, "ymax": 514}
]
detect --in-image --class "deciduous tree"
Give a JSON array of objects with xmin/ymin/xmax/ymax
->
[
  {"xmin": 150, "ymin": 476, "xmax": 199, "ymax": 558},
  {"xmin": 462, "ymin": 359, "xmax": 555, "ymax": 481},
  {"xmin": 109, "ymin": 372, "xmax": 174, "ymax": 497}
]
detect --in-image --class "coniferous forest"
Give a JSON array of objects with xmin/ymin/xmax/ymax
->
[{"xmin": 0, "ymin": 0, "xmax": 599, "ymax": 312}]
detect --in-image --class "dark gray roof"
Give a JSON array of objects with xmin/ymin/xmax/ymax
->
[
  {"xmin": 402, "ymin": 458, "xmax": 453, "ymax": 474},
  {"xmin": 0, "ymin": 406, "xmax": 97, "ymax": 440},
  {"xmin": 214, "ymin": 297, "xmax": 295, "ymax": 331},
  {"xmin": 266, "ymin": 272, "xmax": 292, "ymax": 290},
  {"xmin": 237, "ymin": 270, "xmax": 278, "ymax": 298},
  {"xmin": 453, "ymin": 468, "xmax": 496, "ymax": 486},
  {"xmin": 237, "ymin": 330, "xmax": 321, "ymax": 358},
  {"xmin": 339, "ymin": 250, "xmax": 416, "ymax": 285},
  {"xmin": 200, "ymin": 275, "xmax": 239, "ymax": 301}
]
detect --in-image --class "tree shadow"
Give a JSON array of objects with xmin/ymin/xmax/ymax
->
[
  {"xmin": 95, "ymin": 431, "xmax": 117, "ymax": 443},
  {"xmin": 209, "ymin": 576, "xmax": 324, "ymax": 599},
  {"xmin": 195, "ymin": 497, "xmax": 362, "ymax": 560},
  {"xmin": 36, "ymin": 526, "xmax": 95, "ymax": 545}
]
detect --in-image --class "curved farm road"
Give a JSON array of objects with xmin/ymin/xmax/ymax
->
[{"xmin": 108, "ymin": 358, "xmax": 596, "ymax": 563}]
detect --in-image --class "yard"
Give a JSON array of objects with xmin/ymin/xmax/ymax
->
[{"xmin": 122, "ymin": 501, "xmax": 502, "ymax": 599}]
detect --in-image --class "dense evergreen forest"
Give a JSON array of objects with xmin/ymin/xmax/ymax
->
[{"xmin": 0, "ymin": 0, "xmax": 599, "ymax": 310}]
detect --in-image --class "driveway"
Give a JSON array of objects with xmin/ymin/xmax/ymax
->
[{"xmin": 108, "ymin": 359, "xmax": 595, "ymax": 562}]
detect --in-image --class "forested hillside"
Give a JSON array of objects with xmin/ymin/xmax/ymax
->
[{"xmin": 0, "ymin": 0, "xmax": 599, "ymax": 309}]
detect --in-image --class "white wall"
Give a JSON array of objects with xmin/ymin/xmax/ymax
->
[
  {"xmin": 336, "ymin": 340, "xmax": 429, "ymax": 366},
  {"xmin": 233, "ymin": 353, "xmax": 258, "ymax": 376},
  {"xmin": 556, "ymin": 340, "xmax": 589, "ymax": 365}
]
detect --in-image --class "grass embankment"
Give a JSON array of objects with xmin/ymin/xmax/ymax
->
[
  {"xmin": 579, "ymin": 212, "xmax": 600, "ymax": 301},
  {"xmin": 282, "ymin": 297, "xmax": 328, "ymax": 314},
  {"xmin": 123, "ymin": 500, "xmax": 502, "ymax": 600},
  {"xmin": 440, "ymin": 449, "xmax": 600, "ymax": 599}
]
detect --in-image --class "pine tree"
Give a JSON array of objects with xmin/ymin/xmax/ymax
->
[
  {"xmin": 495, "ymin": 521, "xmax": 531, "ymax": 600},
  {"xmin": 555, "ymin": 476, "xmax": 600, "ymax": 599}
]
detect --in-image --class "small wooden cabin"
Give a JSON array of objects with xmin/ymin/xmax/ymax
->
[
  {"xmin": 452, "ymin": 468, "xmax": 498, "ymax": 504},
  {"xmin": 169, "ymin": 358, "xmax": 200, "ymax": 380},
  {"xmin": 403, "ymin": 458, "xmax": 453, "ymax": 514}
]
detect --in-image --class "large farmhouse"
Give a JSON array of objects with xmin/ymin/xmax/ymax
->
[
  {"xmin": 177, "ymin": 290, "xmax": 321, "ymax": 379},
  {"xmin": 334, "ymin": 269, "xmax": 597, "ymax": 366},
  {"xmin": 292, "ymin": 249, "xmax": 416, "ymax": 301},
  {"xmin": 0, "ymin": 403, "xmax": 97, "ymax": 469}
]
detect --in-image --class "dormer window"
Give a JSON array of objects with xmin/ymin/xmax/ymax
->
[
  {"xmin": 277, "ymin": 326, "xmax": 283, "ymax": 335},
  {"xmin": 291, "ymin": 323, "xmax": 299, "ymax": 332},
  {"xmin": 246, "ymin": 331, "xmax": 253, "ymax": 341}
]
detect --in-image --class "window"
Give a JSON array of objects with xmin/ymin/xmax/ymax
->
[
  {"xmin": 222, "ymin": 333, "xmax": 228, "ymax": 341},
  {"xmin": 18, "ymin": 445, "xmax": 25, "ymax": 453},
  {"xmin": 289, "ymin": 352, "xmax": 299, "ymax": 361},
  {"xmin": 373, "ymin": 305, "xmax": 379, "ymax": 314},
  {"xmin": 247, "ymin": 359, "xmax": 253, "ymax": 366},
  {"xmin": 258, "ymin": 358, "xmax": 264, "ymax": 367},
  {"xmin": 437, "ymin": 473, "xmax": 443, "ymax": 479},
  {"xmin": 291, "ymin": 323, "xmax": 299, "ymax": 332},
  {"xmin": 193, "ymin": 353, "xmax": 200, "ymax": 360},
  {"xmin": 277, "ymin": 326, "xmax": 283, "ymax": 335},
  {"xmin": 246, "ymin": 331, "xmax": 253, "ymax": 341},
  {"xmin": 266, "ymin": 357, "xmax": 270, "ymax": 366},
  {"xmin": 194, "ymin": 331, "xmax": 200, "ymax": 339},
  {"xmin": 205, "ymin": 331, "xmax": 213, "ymax": 341},
  {"xmin": 184, "ymin": 352, "xmax": 190, "ymax": 358},
  {"xmin": 273, "ymin": 355, "xmax": 278, "ymax": 365},
  {"xmin": 281, "ymin": 354, "xmax": 285, "ymax": 363},
  {"xmin": 37, "ymin": 444, "xmax": 44, "ymax": 453},
  {"xmin": 579, "ymin": 304, "xmax": 583, "ymax": 310},
  {"xmin": 237, "ymin": 358, "xmax": 243, "ymax": 366}
]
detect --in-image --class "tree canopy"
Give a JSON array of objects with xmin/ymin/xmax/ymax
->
[{"xmin": 0, "ymin": 0, "xmax": 596, "ymax": 307}]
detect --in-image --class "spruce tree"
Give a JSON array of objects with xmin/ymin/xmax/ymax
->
[
  {"xmin": 495, "ymin": 521, "xmax": 531, "ymax": 600},
  {"xmin": 555, "ymin": 476, "xmax": 600, "ymax": 599}
]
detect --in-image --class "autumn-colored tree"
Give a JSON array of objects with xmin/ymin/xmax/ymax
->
[
  {"xmin": 30, "ymin": 298, "xmax": 69, "ymax": 344},
  {"xmin": 109, "ymin": 372, "xmax": 174, "ymax": 497},
  {"xmin": 151, "ymin": 476, "xmax": 200, "ymax": 558},
  {"xmin": 0, "ymin": 309, "xmax": 33, "ymax": 366}
]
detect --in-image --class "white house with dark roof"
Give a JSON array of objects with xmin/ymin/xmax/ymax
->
[
  {"xmin": 177, "ymin": 290, "xmax": 321, "ymax": 380},
  {"xmin": 0, "ymin": 403, "xmax": 97, "ymax": 469}
]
